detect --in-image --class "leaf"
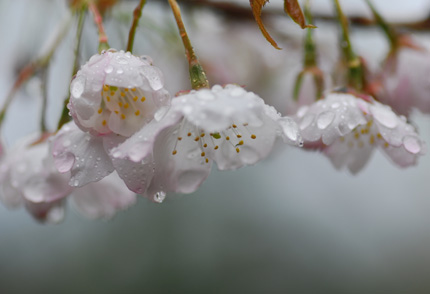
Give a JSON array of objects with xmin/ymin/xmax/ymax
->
[
  {"xmin": 284, "ymin": 0, "xmax": 316, "ymax": 29},
  {"xmin": 249, "ymin": 0, "xmax": 281, "ymax": 50}
]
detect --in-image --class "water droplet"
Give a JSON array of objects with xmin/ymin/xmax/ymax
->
[
  {"xmin": 183, "ymin": 105, "xmax": 193, "ymax": 115},
  {"xmin": 317, "ymin": 111, "xmax": 335, "ymax": 129},
  {"xmin": 154, "ymin": 107, "xmax": 169, "ymax": 121},
  {"xmin": 300, "ymin": 114, "xmax": 314, "ymax": 130},
  {"xmin": 104, "ymin": 65, "xmax": 113, "ymax": 73},
  {"xmin": 140, "ymin": 55, "xmax": 153, "ymax": 65},
  {"xmin": 403, "ymin": 135, "xmax": 421, "ymax": 154},
  {"xmin": 279, "ymin": 117, "xmax": 299, "ymax": 141},
  {"xmin": 116, "ymin": 56, "xmax": 128, "ymax": 64},
  {"xmin": 112, "ymin": 150, "xmax": 123, "ymax": 158},
  {"xmin": 296, "ymin": 106, "xmax": 308, "ymax": 118},
  {"xmin": 331, "ymin": 102, "xmax": 340, "ymax": 109},
  {"xmin": 63, "ymin": 140, "xmax": 71, "ymax": 147},
  {"xmin": 372, "ymin": 106, "xmax": 398, "ymax": 129},
  {"xmin": 117, "ymin": 68, "xmax": 124, "ymax": 74},
  {"xmin": 154, "ymin": 191, "xmax": 166, "ymax": 203},
  {"xmin": 71, "ymin": 76, "xmax": 85, "ymax": 98},
  {"xmin": 197, "ymin": 90, "xmax": 215, "ymax": 100},
  {"xmin": 73, "ymin": 179, "xmax": 79, "ymax": 187}
]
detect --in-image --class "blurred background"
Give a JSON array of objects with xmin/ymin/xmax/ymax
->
[{"xmin": 1, "ymin": 0, "xmax": 430, "ymax": 293}]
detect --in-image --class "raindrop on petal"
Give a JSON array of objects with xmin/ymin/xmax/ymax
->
[
  {"xmin": 372, "ymin": 106, "xmax": 398, "ymax": 129},
  {"xmin": 70, "ymin": 76, "xmax": 85, "ymax": 98},
  {"xmin": 104, "ymin": 65, "xmax": 113, "ymax": 73},
  {"xmin": 317, "ymin": 111, "xmax": 335, "ymax": 130},
  {"xmin": 403, "ymin": 135, "xmax": 421, "ymax": 154}
]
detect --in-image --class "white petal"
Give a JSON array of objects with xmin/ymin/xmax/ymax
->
[
  {"xmin": 172, "ymin": 84, "xmax": 266, "ymax": 133},
  {"xmin": 104, "ymin": 135, "xmax": 154, "ymax": 195},
  {"xmin": 52, "ymin": 122, "xmax": 114, "ymax": 187},
  {"xmin": 72, "ymin": 172, "xmax": 136, "ymax": 219},
  {"xmin": 25, "ymin": 199, "xmax": 65, "ymax": 224},
  {"xmin": 296, "ymin": 92, "xmax": 367, "ymax": 145},
  {"xmin": 145, "ymin": 122, "xmax": 212, "ymax": 201},
  {"xmin": 324, "ymin": 135, "xmax": 374, "ymax": 174}
]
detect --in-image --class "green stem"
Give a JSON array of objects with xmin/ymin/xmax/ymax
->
[
  {"xmin": 303, "ymin": 0, "xmax": 317, "ymax": 68},
  {"xmin": 57, "ymin": 9, "xmax": 86, "ymax": 131},
  {"xmin": 126, "ymin": 0, "xmax": 146, "ymax": 53},
  {"xmin": 333, "ymin": 0, "xmax": 363, "ymax": 91},
  {"xmin": 89, "ymin": 1, "xmax": 110, "ymax": 53},
  {"xmin": 0, "ymin": 14, "xmax": 72, "ymax": 128},
  {"xmin": 168, "ymin": 0, "xmax": 209, "ymax": 90},
  {"xmin": 40, "ymin": 68, "xmax": 49, "ymax": 133},
  {"xmin": 364, "ymin": 0, "xmax": 398, "ymax": 49}
]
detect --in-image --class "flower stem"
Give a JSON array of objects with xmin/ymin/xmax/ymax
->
[
  {"xmin": 0, "ymin": 14, "xmax": 72, "ymax": 129},
  {"xmin": 168, "ymin": 0, "xmax": 209, "ymax": 90},
  {"xmin": 303, "ymin": 0, "xmax": 317, "ymax": 68},
  {"xmin": 364, "ymin": 0, "xmax": 398, "ymax": 50},
  {"xmin": 333, "ymin": 0, "xmax": 363, "ymax": 91},
  {"xmin": 126, "ymin": 0, "xmax": 146, "ymax": 53},
  {"xmin": 57, "ymin": 9, "xmax": 86, "ymax": 131},
  {"xmin": 40, "ymin": 68, "xmax": 49, "ymax": 133},
  {"xmin": 89, "ymin": 1, "xmax": 110, "ymax": 53}
]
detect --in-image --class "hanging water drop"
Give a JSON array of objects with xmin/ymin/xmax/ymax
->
[{"xmin": 154, "ymin": 191, "xmax": 166, "ymax": 203}]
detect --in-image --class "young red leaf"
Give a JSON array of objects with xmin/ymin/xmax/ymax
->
[
  {"xmin": 284, "ymin": 0, "xmax": 316, "ymax": 29},
  {"xmin": 249, "ymin": 0, "xmax": 281, "ymax": 50}
]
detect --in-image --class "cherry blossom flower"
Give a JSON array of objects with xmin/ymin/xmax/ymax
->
[
  {"xmin": 295, "ymin": 92, "xmax": 425, "ymax": 173},
  {"xmin": 0, "ymin": 135, "xmax": 136, "ymax": 223},
  {"xmin": 375, "ymin": 42, "xmax": 430, "ymax": 116},
  {"xmin": 111, "ymin": 84, "xmax": 303, "ymax": 201},
  {"xmin": 52, "ymin": 121, "xmax": 153, "ymax": 195},
  {"xmin": 69, "ymin": 49, "xmax": 170, "ymax": 137}
]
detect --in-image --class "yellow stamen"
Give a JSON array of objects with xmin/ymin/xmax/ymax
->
[
  {"xmin": 98, "ymin": 108, "xmax": 102, "ymax": 114},
  {"xmin": 135, "ymin": 110, "xmax": 140, "ymax": 116},
  {"xmin": 251, "ymin": 134, "xmax": 256, "ymax": 139},
  {"xmin": 121, "ymin": 114, "xmax": 126, "ymax": 120},
  {"xmin": 141, "ymin": 97, "xmax": 146, "ymax": 102},
  {"xmin": 172, "ymin": 150, "xmax": 177, "ymax": 155},
  {"xmin": 102, "ymin": 120, "xmax": 107, "ymax": 126}
]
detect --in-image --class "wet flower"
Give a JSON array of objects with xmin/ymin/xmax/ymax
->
[
  {"xmin": 0, "ymin": 135, "xmax": 136, "ymax": 223},
  {"xmin": 69, "ymin": 49, "xmax": 170, "ymax": 137},
  {"xmin": 52, "ymin": 121, "xmax": 152, "ymax": 194},
  {"xmin": 111, "ymin": 84, "xmax": 303, "ymax": 201},
  {"xmin": 295, "ymin": 92, "xmax": 425, "ymax": 173},
  {"xmin": 375, "ymin": 41, "xmax": 430, "ymax": 116}
]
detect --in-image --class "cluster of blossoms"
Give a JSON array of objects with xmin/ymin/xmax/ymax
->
[{"xmin": 0, "ymin": 0, "xmax": 428, "ymax": 223}]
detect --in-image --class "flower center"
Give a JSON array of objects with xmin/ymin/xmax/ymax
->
[
  {"xmin": 339, "ymin": 120, "xmax": 388, "ymax": 148},
  {"xmin": 96, "ymin": 84, "xmax": 148, "ymax": 132},
  {"xmin": 171, "ymin": 120, "xmax": 257, "ymax": 163}
]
